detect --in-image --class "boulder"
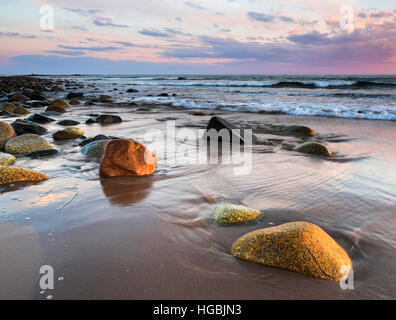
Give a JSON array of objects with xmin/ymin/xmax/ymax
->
[
  {"xmin": 214, "ymin": 203, "xmax": 263, "ymax": 225},
  {"xmin": 204, "ymin": 116, "xmax": 257, "ymax": 145},
  {"xmin": 0, "ymin": 121, "xmax": 16, "ymax": 149},
  {"xmin": 57, "ymin": 119, "xmax": 80, "ymax": 126},
  {"xmin": 51, "ymin": 99, "xmax": 71, "ymax": 109},
  {"xmin": 0, "ymin": 151, "xmax": 16, "ymax": 165},
  {"xmin": 0, "ymin": 166, "xmax": 48, "ymax": 185},
  {"xmin": 295, "ymin": 142, "xmax": 333, "ymax": 157},
  {"xmin": 25, "ymin": 149, "xmax": 59, "ymax": 158},
  {"xmin": 26, "ymin": 113, "xmax": 55, "ymax": 124},
  {"xmin": 69, "ymin": 99, "xmax": 81, "ymax": 105},
  {"xmin": 126, "ymin": 88, "xmax": 139, "ymax": 93},
  {"xmin": 96, "ymin": 114, "xmax": 122, "ymax": 124},
  {"xmin": 11, "ymin": 119, "xmax": 47, "ymax": 135},
  {"xmin": 231, "ymin": 222, "xmax": 352, "ymax": 281},
  {"xmin": 4, "ymin": 134, "xmax": 52, "ymax": 154},
  {"xmin": 99, "ymin": 139, "xmax": 157, "ymax": 177},
  {"xmin": 81, "ymin": 139, "xmax": 109, "ymax": 157},
  {"xmin": 46, "ymin": 105, "xmax": 66, "ymax": 114},
  {"xmin": 53, "ymin": 127, "xmax": 84, "ymax": 140},
  {"xmin": 13, "ymin": 106, "xmax": 30, "ymax": 115}
]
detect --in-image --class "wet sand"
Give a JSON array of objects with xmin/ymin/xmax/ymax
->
[{"xmin": 1, "ymin": 96, "xmax": 396, "ymax": 299}]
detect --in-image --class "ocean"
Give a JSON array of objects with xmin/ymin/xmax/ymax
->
[{"xmin": 44, "ymin": 74, "xmax": 396, "ymax": 120}]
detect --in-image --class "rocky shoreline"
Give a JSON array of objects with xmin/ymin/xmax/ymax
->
[{"xmin": 0, "ymin": 75, "xmax": 355, "ymax": 283}]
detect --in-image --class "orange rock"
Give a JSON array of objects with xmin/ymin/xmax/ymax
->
[{"xmin": 99, "ymin": 139, "xmax": 157, "ymax": 177}]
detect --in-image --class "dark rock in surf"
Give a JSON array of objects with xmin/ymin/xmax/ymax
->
[
  {"xmin": 57, "ymin": 119, "xmax": 80, "ymax": 126},
  {"xmin": 25, "ymin": 148, "xmax": 59, "ymax": 158},
  {"xmin": 26, "ymin": 113, "xmax": 55, "ymax": 124},
  {"xmin": 204, "ymin": 116, "xmax": 257, "ymax": 145},
  {"xmin": 295, "ymin": 142, "xmax": 333, "ymax": 157},
  {"xmin": 126, "ymin": 88, "xmax": 139, "ymax": 93},
  {"xmin": 79, "ymin": 134, "xmax": 111, "ymax": 147},
  {"xmin": 66, "ymin": 92, "xmax": 84, "ymax": 99},
  {"xmin": 96, "ymin": 114, "xmax": 122, "ymax": 124},
  {"xmin": 85, "ymin": 118, "xmax": 97, "ymax": 125},
  {"xmin": 11, "ymin": 119, "xmax": 47, "ymax": 135},
  {"xmin": 29, "ymin": 92, "xmax": 46, "ymax": 101}
]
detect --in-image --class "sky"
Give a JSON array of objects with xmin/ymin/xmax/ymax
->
[{"xmin": 0, "ymin": 0, "xmax": 395, "ymax": 74}]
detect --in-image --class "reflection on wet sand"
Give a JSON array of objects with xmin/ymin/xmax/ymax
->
[{"xmin": 100, "ymin": 175, "xmax": 154, "ymax": 206}]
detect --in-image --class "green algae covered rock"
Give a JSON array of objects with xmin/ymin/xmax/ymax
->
[
  {"xmin": 0, "ymin": 166, "xmax": 48, "ymax": 185},
  {"xmin": 0, "ymin": 121, "xmax": 16, "ymax": 149},
  {"xmin": 53, "ymin": 127, "xmax": 84, "ymax": 140},
  {"xmin": 0, "ymin": 152, "xmax": 16, "ymax": 166},
  {"xmin": 4, "ymin": 134, "xmax": 52, "ymax": 154},
  {"xmin": 81, "ymin": 139, "xmax": 109, "ymax": 157},
  {"xmin": 214, "ymin": 203, "xmax": 263, "ymax": 225},
  {"xmin": 295, "ymin": 142, "xmax": 333, "ymax": 157},
  {"xmin": 231, "ymin": 221, "xmax": 352, "ymax": 281}
]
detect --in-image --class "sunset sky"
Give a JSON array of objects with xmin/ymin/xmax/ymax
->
[{"xmin": 0, "ymin": 0, "xmax": 395, "ymax": 74}]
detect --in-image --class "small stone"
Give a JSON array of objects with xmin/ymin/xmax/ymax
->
[
  {"xmin": 26, "ymin": 113, "xmax": 55, "ymax": 124},
  {"xmin": 0, "ymin": 166, "xmax": 48, "ymax": 185},
  {"xmin": 99, "ymin": 95, "xmax": 113, "ymax": 103},
  {"xmin": 51, "ymin": 99, "xmax": 71, "ymax": 109},
  {"xmin": 66, "ymin": 92, "xmax": 84, "ymax": 99},
  {"xmin": 295, "ymin": 142, "xmax": 334, "ymax": 157},
  {"xmin": 96, "ymin": 114, "xmax": 122, "ymax": 124},
  {"xmin": 57, "ymin": 119, "xmax": 80, "ymax": 126},
  {"xmin": 0, "ymin": 121, "xmax": 16, "ymax": 149},
  {"xmin": 0, "ymin": 152, "xmax": 16, "ymax": 165},
  {"xmin": 46, "ymin": 105, "xmax": 66, "ymax": 114},
  {"xmin": 81, "ymin": 139, "xmax": 109, "ymax": 157},
  {"xmin": 13, "ymin": 106, "xmax": 30, "ymax": 115},
  {"xmin": 79, "ymin": 134, "xmax": 110, "ymax": 147},
  {"xmin": 53, "ymin": 127, "xmax": 84, "ymax": 140},
  {"xmin": 69, "ymin": 99, "xmax": 81, "ymax": 105},
  {"xmin": 4, "ymin": 134, "xmax": 52, "ymax": 154},
  {"xmin": 25, "ymin": 149, "xmax": 59, "ymax": 158},
  {"xmin": 11, "ymin": 119, "xmax": 47, "ymax": 135},
  {"xmin": 214, "ymin": 203, "xmax": 263, "ymax": 225}
]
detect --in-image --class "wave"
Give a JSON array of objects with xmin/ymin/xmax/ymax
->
[
  {"xmin": 126, "ymin": 79, "xmax": 396, "ymax": 90},
  {"xmin": 129, "ymin": 96, "xmax": 396, "ymax": 121}
]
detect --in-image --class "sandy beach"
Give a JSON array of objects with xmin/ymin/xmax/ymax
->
[{"xmin": 1, "ymin": 76, "xmax": 396, "ymax": 299}]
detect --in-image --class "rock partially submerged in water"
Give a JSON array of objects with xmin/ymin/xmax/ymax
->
[
  {"xmin": 96, "ymin": 114, "xmax": 122, "ymax": 124},
  {"xmin": 46, "ymin": 105, "xmax": 66, "ymax": 114},
  {"xmin": 57, "ymin": 119, "xmax": 80, "ymax": 126},
  {"xmin": 79, "ymin": 134, "xmax": 111, "ymax": 147},
  {"xmin": 66, "ymin": 92, "xmax": 84, "ymax": 99},
  {"xmin": 2, "ymin": 102, "xmax": 15, "ymax": 112},
  {"xmin": 99, "ymin": 95, "xmax": 113, "ymax": 103},
  {"xmin": 204, "ymin": 116, "xmax": 257, "ymax": 145},
  {"xmin": 13, "ymin": 106, "xmax": 30, "ymax": 115},
  {"xmin": 0, "ymin": 166, "xmax": 48, "ymax": 185},
  {"xmin": 69, "ymin": 99, "xmax": 81, "ymax": 105},
  {"xmin": 231, "ymin": 221, "xmax": 352, "ymax": 281},
  {"xmin": 53, "ymin": 127, "xmax": 84, "ymax": 140},
  {"xmin": 26, "ymin": 113, "xmax": 55, "ymax": 124},
  {"xmin": 81, "ymin": 139, "xmax": 109, "ymax": 157},
  {"xmin": 4, "ymin": 134, "xmax": 52, "ymax": 154},
  {"xmin": 214, "ymin": 203, "xmax": 263, "ymax": 225},
  {"xmin": 25, "ymin": 149, "xmax": 59, "ymax": 158},
  {"xmin": 99, "ymin": 139, "xmax": 157, "ymax": 177},
  {"xmin": 0, "ymin": 121, "xmax": 16, "ymax": 149},
  {"xmin": 262, "ymin": 124, "xmax": 315, "ymax": 137},
  {"xmin": 0, "ymin": 152, "xmax": 16, "ymax": 165},
  {"xmin": 51, "ymin": 99, "xmax": 71, "ymax": 109},
  {"xmin": 11, "ymin": 119, "xmax": 47, "ymax": 135},
  {"xmin": 295, "ymin": 142, "xmax": 333, "ymax": 157}
]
